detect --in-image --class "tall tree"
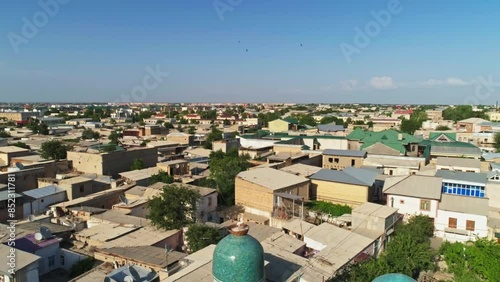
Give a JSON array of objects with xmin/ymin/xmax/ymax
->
[
  {"xmin": 147, "ymin": 184, "xmax": 201, "ymax": 230},
  {"xmin": 208, "ymin": 149, "xmax": 251, "ymax": 206},
  {"xmin": 130, "ymin": 159, "xmax": 144, "ymax": 170},
  {"xmin": 40, "ymin": 140, "xmax": 68, "ymax": 160},
  {"xmin": 185, "ymin": 224, "xmax": 223, "ymax": 253},
  {"xmin": 149, "ymin": 170, "xmax": 174, "ymax": 185}
]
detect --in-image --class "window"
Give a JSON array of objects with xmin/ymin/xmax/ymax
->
[
  {"xmin": 448, "ymin": 217, "xmax": 457, "ymax": 229},
  {"xmin": 351, "ymin": 159, "xmax": 355, "ymax": 166},
  {"xmin": 41, "ymin": 199, "xmax": 44, "ymax": 203},
  {"xmin": 420, "ymin": 200, "xmax": 431, "ymax": 211},
  {"xmin": 389, "ymin": 170, "xmax": 393, "ymax": 176},
  {"xmin": 48, "ymin": 255, "xmax": 55, "ymax": 267},
  {"xmin": 466, "ymin": 220, "xmax": 475, "ymax": 231},
  {"xmin": 79, "ymin": 185, "xmax": 84, "ymax": 193},
  {"xmin": 328, "ymin": 157, "xmax": 333, "ymax": 163},
  {"xmin": 334, "ymin": 158, "xmax": 339, "ymax": 164},
  {"xmin": 60, "ymin": 255, "xmax": 65, "ymax": 265}
]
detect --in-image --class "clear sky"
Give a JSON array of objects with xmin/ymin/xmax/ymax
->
[{"xmin": 1, "ymin": 0, "xmax": 499, "ymax": 104}]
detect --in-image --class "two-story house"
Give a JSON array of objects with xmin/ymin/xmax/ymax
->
[
  {"xmin": 434, "ymin": 170, "xmax": 489, "ymax": 242},
  {"xmin": 384, "ymin": 175, "xmax": 443, "ymax": 222}
]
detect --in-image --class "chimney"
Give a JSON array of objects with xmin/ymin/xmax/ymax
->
[{"xmin": 398, "ymin": 133, "xmax": 403, "ymax": 141}]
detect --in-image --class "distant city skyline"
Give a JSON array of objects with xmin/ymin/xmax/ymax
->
[{"xmin": 1, "ymin": 0, "xmax": 500, "ymax": 104}]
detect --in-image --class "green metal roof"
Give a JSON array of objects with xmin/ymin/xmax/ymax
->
[
  {"xmin": 429, "ymin": 132, "xmax": 457, "ymax": 142},
  {"xmin": 282, "ymin": 117, "xmax": 299, "ymax": 124}
]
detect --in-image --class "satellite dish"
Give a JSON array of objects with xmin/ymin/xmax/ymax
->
[
  {"xmin": 15, "ymin": 162, "xmax": 25, "ymax": 170},
  {"xmin": 103, "ymin": 277, "xmax": 112, "ymax": 282},
  {"xmin": 71, "ymin": 222, "xmax": 77, "ymax": 230},
  {"xmin": 128, "ymin": 266, "xmax": 141, "ymax": 281},
  {"xmin": 40, "ymin": 226, "xmax": 52, "ymax": 239},
  {"xmin": 175, "ymin": 164, "xmax": 180, "ymax": 169},
  {"xmin": 34, "ymin": 233, "xmax": 43, "ymax": 241},
  {"xmin": 124, "ymin": 276, "xmax": 134, "ymax": 282},
  {"xmin": 28, "ymin": 215, "xmax": 36, "ymax": 222}
]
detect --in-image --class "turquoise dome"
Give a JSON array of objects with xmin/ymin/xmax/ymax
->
[
  {"xmin": 212, "ymin": 224, "xmax": 265, "ymax": 282},
  {"xmin": 372, "ymin": 273, "xmax": 416, "ymax": 282}
]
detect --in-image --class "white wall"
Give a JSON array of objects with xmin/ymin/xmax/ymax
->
[
  {"xmin": 434, "ymin": 209, "xmax": 488, "ymax": 242},
  {"xmin": 24, "ymin": 192, "xmax": 67, "ymax": 216},
  {"xmin": 35, "ymin": 243, "xmax": 60, "ymax": 275},
  {"xmin": 198, "ymin": 193, "xmax": 218, "ymax": 222},
  {"xmin": 303, "ymin": 236, "xmax": 326, "ymax": 251},
  {"xmin": 387, "ymin": 195, "xmax": 439, "ymax": 219},
  {"xmin": 60, "ymin": 249, "xmax": 89, "ymax": 271}
]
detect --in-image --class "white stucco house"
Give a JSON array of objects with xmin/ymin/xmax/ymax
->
[{"xmin": 435, "ymin": 194, "xmax": 489, "ymax": 242}]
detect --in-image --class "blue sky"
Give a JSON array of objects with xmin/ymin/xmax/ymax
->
[{"xmin": 1, "ymin": 0, "xmax": 499, "ymax": 104}]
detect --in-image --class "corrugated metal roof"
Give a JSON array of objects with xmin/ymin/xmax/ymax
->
[
  {"xmin": 435, "ymin": 170, "xmax": 488, "ymax": 184},
  {"xmin": 237, "ymin": 168, "xmax": 310, "ymax": 191},
  {"xmin": 309, "ymin": 167, "xmax": 377, "ymax": 186},
  {"xmin": 22, "ymin": 185, "xmax": 66, "ymax": 199},
  {"xmin": 383, "ymin": 175, "xmax": 443, "ymax": 200},
  {"xmin": 322, "ymin": 149, "xmax": 366, "ymax": 157},
  {"xmin": 439, "ymin": 194, "xmax": 489, "ymax": 216}
]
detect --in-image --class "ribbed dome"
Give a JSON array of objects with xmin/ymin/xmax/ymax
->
[
  {"xmin": 372, "ymin": 273, "xmax": 417, "ymax": 282},
  {"xmin": 212, "ymin": 224, "xmax": 265, "ymax": 282}
]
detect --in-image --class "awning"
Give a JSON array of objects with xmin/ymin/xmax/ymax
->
[{"xmin": 274, "ymin": 192, "xmax": 304, "ymax": 201}]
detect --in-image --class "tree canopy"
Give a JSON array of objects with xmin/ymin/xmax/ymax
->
[
  {"xmin": 204, "ymin": 126, "xmax": 223, "ymax": 149},
  {"xmin": 185, "ymin": 224, "xmax": 223, "ymax": 253},
  {"xmin": 400, "ymin": 110, "xmax": 428, "ymax": 135},
  {"xmin": 205, "ymin": 148, "xmax": 251, "ymax": 206},
  {"xmin": 108, "ymin": 131, "xmax": 119, "ymax": 144},
  {"xmin": 130, "ymin": 159, "xmax": 144, "ymax": 170},
  {"xmin": 12, "ymin": 142, "xmax": 30, "ymax": 149},
  {"xmin": 147, "ymin": 184, "xmax": 201, "ymax": 230},
  {"xmin": 81, "ymin": 128, "xmax": 100, "ymax": 140},
  {"xmin": 40, "ymin": 140, "xmax": 68, "ymax": 160},
  {"xmin": 442, "ymin": 105, "xmax": 488, "ymax": 122},
  {"xmin": 149, "ymin": 170, "xmax": 174, "ymax": 185},
  {"xmin": 329, "ymin": 215, "xmax": 436, "ymax": 281}
]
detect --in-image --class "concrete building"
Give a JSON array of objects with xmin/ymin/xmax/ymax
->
[
  {"xmin": 435, "ymin": 194, "xmax": 489, "ymax": 242},
  {"xmin": 212, "ymin": 138, "xmax": 240, "ymax": 153},
  {"xmin": 0, "ymin": 190, "xmax": 23, "ymax": 222},
  {"xmin": 456, "ymin": 117, "xmax": 489, "ymax": 133},
  {"xmin": 322, "ymin": 149, "xmax": 366, "ymax": 170},
  {"xmin": 0, "ymin": 244, "xmax": 41, "ymax": 282},
  {"xmin": 119, "ymin": 167, "xmax": 163, "ymax": 186},
  {"xmin": 22, "ymin": 185, "xmax": 67, "ymax": 216},
  {"xmin": 235, "ymin": 168, "xmax": 310, "ymax": 224},
  {"xmin": 384, "ymin": 175, "xmax": 443, "ymax": 221},
  {"xmin": 0, "ymin": 146, "xmax": 33, "ymax": 167},
  {"xmin": 435, "ymin": 157, "xmax": 481, "ymax": 173},
  {"xmin": 309, "ymin": 167, "xmax": 379, "ymax": 207},
  {"xmin": 268, "ymin": 118, "xmax": 299, "ymax": 133},
  {"xmin": 157, "ymin": 159, "xmax": 190, "ymax": 176},
  {"xmin": 167, "ymin": 132, "xmax": 194, "ymax": 146},
  {"xmin": 0, "ymin": 111, "xmax": 39, "ymax": 122},
  {"xmin": 67, "ymin": 147, "xmax": 157, "ymax": 178},
  {"xmin": 363, "ymin": 154, "xmax": 424, "ymax": 176}
]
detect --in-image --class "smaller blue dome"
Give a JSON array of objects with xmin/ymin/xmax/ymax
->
[{"xmin": 372, "ymin": 273, "xmax": 416, "ymax": 282}]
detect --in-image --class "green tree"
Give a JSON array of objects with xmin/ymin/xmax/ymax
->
[
  {"xmin": 320, "ymin": 116, "xmax": 341, "ymax": 125},
  {"xmin": 330, "ymin": 215, "xmax": 436, "ymax": 281},
  {"xmin": 495, "ymin": 132, "xmax": 500, "ymax": 152},
  {"xmin": 81, "ymin": 128, "xmax": 100, "ymax": 140},
  {"xmin": 204, "ymin": 126, "xmax": 223, "ymax": 149},
  {"xmin": 149, "ymin": 170, "xmax": 174, "ymax": 185},
  {"xmin": 108, "ymin": 131, "xmax": 119, "ymax": 144},
  {"xmin": 0, "ymin": 130, "xmax": 11, "ymax": 138},
  {"xmin": 130, "ymin": 159, "xmax": 144, "ymax": 170},
  {"xmin": 185, "ymin": 224, "xmax": 223, "ymax": 253},
  {"xmin": 435, "ymin": 125, "xmax": 451, "ymax": 131},
  {"xmin": 12, "ymin": 142, "xmax": 30, "ymax": 149},
  {"xmin": 443, "ymin": 105, "xmax": 488, "ymax": 121},
  {"xmin": 147, "ymin": 184, "xmax": 201, "ymax": 229},
  {"xmin": 40, "ymin": 140, "xmax": 68, "ymax": 160},
  {"xmin": 208, "ymin": 149, "xmax": 251, "ymax": 206},
  {"xmin": 298, "ymin": 114, "xmax": 317, "ymax": 126},
  {"xmin": 188, "ymin": 126, "xmax": 196, "ymax": 135},
  {"xmin": 69, "ymin": 257, "xmax": 96, "ymax": 279}
]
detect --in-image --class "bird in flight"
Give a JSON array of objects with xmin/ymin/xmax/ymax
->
[{"xmin": 246, "ymin": 49, "xmax": 248, "ymax": 52}]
